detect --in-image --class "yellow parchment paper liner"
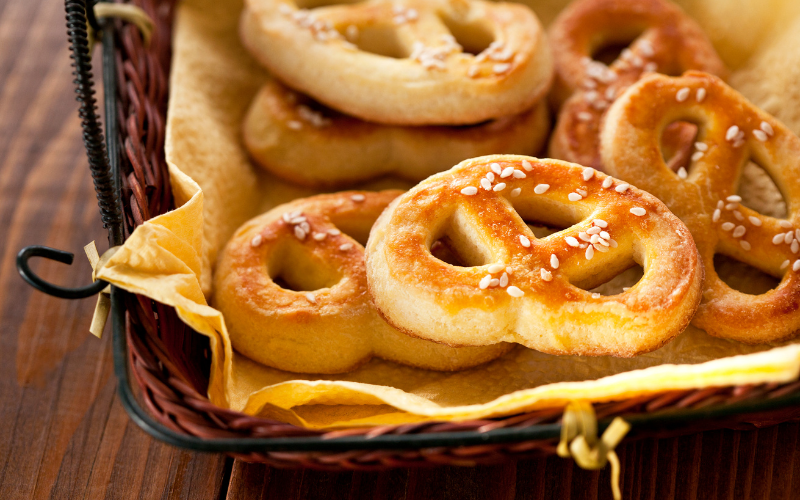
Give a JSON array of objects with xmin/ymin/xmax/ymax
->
[{"xmin": 97, "ymin": 0, "xmax": 800, "ymax": 430}]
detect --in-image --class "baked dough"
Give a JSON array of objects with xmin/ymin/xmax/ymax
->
[{"xmin": 366, "ymin": 155, "xmax": 703, "ymax": 357}]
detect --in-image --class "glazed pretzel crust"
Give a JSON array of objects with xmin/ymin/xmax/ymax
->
[
  {"xmin": 240, "ymin": 0, "xmax": 553, "ymax": 125},
  {"xmin": 366, "ymin": 156, "xmax": 703, "ymax": 357},
  {"xmin": 601, "ymin": 72, "xmax": 800, "ymax": 344},
  {"xmin": 214, "ymin": 191, "xmax": 512, "ymax": 374},
  {"xmin": 243, "ymin": 80, "xmax": 550, "ymax": 187},
  {"xmin": 548, "ymin": 0, "xmax": 726, "ymax": 171}
]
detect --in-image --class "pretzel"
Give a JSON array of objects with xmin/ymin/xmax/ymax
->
[
  {"xmin": 243, "ymin": 80, "xmax": 550, "ymax": 187},
  {"xmin": 240, "ymin": 0, "xmax": 553, "ymax": 125},
  {"xmin": 600, "ymin": 72, "xmax": 800, "ymax": 344},
  {"xmin": 365, "ymin": 156, "xmax": 703, "ymax": 357},
  {"xmin": 547, "ymin": 0, "xmax": 726, "ymax": 171},
  {"xmin": 214, "ymin": 190, "xmax": 512, "ymax": 373}
]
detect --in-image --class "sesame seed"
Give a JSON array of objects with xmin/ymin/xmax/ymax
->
[
  {"xmin": 339, "ymin": 243, "xmax": 353, "ymax": 251},
  {"xmin": 486, "ymin": 172, "xmax": 495, "ymax": 182},
  {"xmin": 290, "ymin": 215, "xmax": 307, "ymax": 224},
  {"xmin": 506, "ymin": 266, "xmax": 512, "ymax": 273},
  {"xmin": 793, "ymin": 240, "xmax": 799, "ymax": 254},
  {"xmin": 521, "ymin": 160, "xmax": 533, "ymax": 171},
  {"xmin": 511, "ymin": 187, "xmax": 521, "ymax": 197},
  {"xmin": 481, "ymin": 178, "xmax": 492, "ymax": 191},
  {"xmin": 726, "ymin": 195, "xmax": 742, "ymax": 203},
  {"xmin": 288, "ymin": 120, "xmax": 303, "ymax": 130},
  {"xmin": 499, "ymin": 272, "xmax": 509, "ymax": 287},
  {"xmin": 551, "ymin": 254, "xmax": 559, "ymax": 269},
  {"xmin": 461, "ymin": 186, "xmax": 478, "ymax": 195},
  {"xmin": 780, "ymin": 220, "xmax": 793, "ymax": 228},
  {"xmin": 577, "ymin": 112, "xmax": 593, "ymax": 121},
  {"xmin": 493, "ymin": 63, "xmax": 511, "ymax": 74},
  {"xmin": 721, "ymin": 222, "xmax": 735, "ymax": 231},
  {"xmin": 677, "ymin": 167, "xmax": 688, "ymax": 179},
  {"xmin": 586, "ymin": 245, "xmax": 595, "ymax": 260},
  {"xmin": 512, "ymin": 169, "xmax": 526, "ymax": 179},
  {"xmin": 568, "ymin": 193, "xmax": 583, "ymax": 201},
  {"xmin": 749, "ymin": 216, "xmax": 762, "ymax": 226},
  {"xmin": 593, "ymin": 219, "xmax": 608, "ymax": 228},
  {"xmin": 733, "ymin": 211, "xmax": 744, "ymax": 221},
  {"xmin": 676, "ymin": 87, "xmax": 690, "ymax": 102},
  {"xmin": 583, "ymin": 78, "xmax": 597, "ymax": 89},
  {"xmin": 609, "ymin": 239, "xmax": 618, "ymax": 248},
  {"xmin": 786, "ymin": 232, "xmax": 795, "ymax": 244},
  {"xmin": 712, "ymin": 209, "xmax": 721, "ymax": 222},
  {"xmin": 313, "ymin": 232, "xmax": 327, "ymax": 241},
  {"xmin": 534, "ymin": 184, "xmax": 550, "ymax": 194},
  {"xmin": 796, "ymin": 229, "xmax": 800, "ymax": 241},
  {"xmin": 725, "ymin": 203, "xmax": 739, "ymax": 210},
  {"xmin": 250, "ymin": 235, "xmax": 263, "ymax": 247},
  {"xmin": 644, "ymin": 62, "xmax": 658, "ymax": 72},
  {"xmin": 639, "ymin": 39, "xmax": 654, "ymax": 56},
  {"xmin": 299, "ymin": 221, "xmax": 310, "ymax": 233},
  {"xmin": 691, "ymin": 151, "xmax": 704, "ymax": 161},
  {"xmin": 794, "ymin": 260, "xmax": 800, "ymax": 272},
  {"xmin": 579, "ymin": 232, "xmax": 591, "ymax": 242},
  {"xmin": 781, "ymin": 259, "xmax": 791, "ymax": 269},
  {"xmin": 585, "ymin": 90, "xmax": 599, "ymax": 103},
  {"xmin": 594, "ymin": 243, "xmax": 609, "ymax": 252},
  {"xmin": 580, "ymin": 243, "xmax": 588, "ymax": 248},
  {"xmin": 726, "ymin": 125, "xmax": 740, "ymax": 141},
  {"xmin": 623, "ymin": 287, "xmax": 631, "ymax": 292},
  {"xmin": 489, "ymin": 278, "xmax": 500, "ymax": 287},
  {"xmin": 600, "ymin": 231, "xmax": 610, "ymax": 240},
  {"xmin": 488, "ymin": 263, "xmax": 505, "ymax": 273},
  {"xmin": 467, "ymin": 65, "xmax": 480, "ymax": 78},
  {"xmin": 733, "ymin": 225, "xmax": 746, "ymax": 238},
  {"xmin": 587, "ymin": 226, "xmax": 601, "ymax": 235},
  {"xmin": 493, "ymin": 183, "xmax": 506, "ymax": 192},
  {"xmin": 351, "ymin": 194, "xmax": 366, "ymax": 202},
  {"xmin": 507, "ymin": 286, "xmax": 524, "ymax": 297},
  {"xmin": 501, "ymin": 166, "xmax": 514, "ymax": 178},
  {"xmin": 592, "ymin": 99, "xmax": 609, "ymax": 111},
  {"xmin": 566, "ymin": 236, "xmax": 579, "ymax": 247},
  {"xmin": 630, "ymin": 207, "xmax": 646, "ymax": 216},
  {"xmin": 615, "ymin": 183, "xmax": 630, "ymax": 193},
  {"xmin": 591, "ymin": 292, "xmax": 601, "ymax": 299},
  {"xmin": 696, "ymin": 88, "xmax": 706, "ymax": 102},
  {"xmin": 491, "ymin": 163, "xmax": 502, "ymax": 174},
  {"xmin": 740, "ymin": 240, "xmax": 751, "ymax": 250},
  {"xmin": 761, "ymin": 121, "xmax": 774, "ymax": 136},
  {"xmin": 605, "ymin": 86, "xmax": 617, "ymax": 100},
  {"xmin": 602, "ymin": 177, "xmax": 614, "ymax": 189},
  {"xmin": 519, "ymin": 235, "xmax": 531, "ymax": 247},
  {"xmin": 597, "ymin": 238, "xmax": 610, "ymax": 247},
  {"xmin": 294, "ymin": 226, "xmax": 307, "ymax": 239},
  {"xmin": 590, "ymin": 234, "xmax": 600, "ymax": 244},
  {"xmin": 540, "ymin": 268, "xmax": 553, "ymax": 282},
  {"xmin": 753, "ymin": 130, "xmax": 768, "ymax": 142},
  {"xmin": 479, "ymin": 275, "xmax": 492, "ymax": 289},
  {"xmin": 576, "ymin": 189, "xmax": 588, "ymax": 197},
  {"xmin": 328, "ymin": 228, "xmax": 341, "ymax": 235},
  {"xmin": 717, "ymin": 200, "xmax": 724, "ymax": 209},
  {"xmin": 305, "ymin": 293, "xmax": 316, "ymax": 303},
  {"xmin": 774, "ymin": 233, "xmax": 786, "ymax": 244},
  {"xmin": 695, "ymin": 142, "xmax": 708, "ymax": 152},
  {"xmin": 732, "ymin": 139, "xmax": 745, "ymax": 148}
]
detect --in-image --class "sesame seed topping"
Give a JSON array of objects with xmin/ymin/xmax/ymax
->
[
  {"xmin": 796, "ymin": 229, "xmax": 800, "ymax": 241},
  {"xmin": 623, "ymin": 287, "xmax": 631, "ymax": 292},
  {"xmin": 753, "ymin": 130, "xmax": 768, "ymax": 142},
  {"xmin": 290, "ymin": 215, "xmax": 307, "ymax": 224},
  {"xmin": 501, "ymin": 166, "xmax": 514, "ymax": 178},
  {"xmin": 299, "ymin": 222, "xmax": 310, "ymax": 233},
  {"xmin": 615, "ymin": 183, "xmax": 630, "ymax": 193},
  {"xmin": 488, "ymin": 263, "xmax": 505, "ymax": 274},
  {"xmin": 521, "ymin": 160, "xmax": 533, "ymax": 171},
  {"xmin": 339, "ymin": 243, "xmax": 353, "ymax": 251},
  {"xmin": 351, "ymin": 194, "xmax": 365, "ymax": 202},
  {"xmin": 639, "ymin": 39, "xmax": 654, "ymax": 57},
  {"xmin": 794, "ymin": 260, "xmax": 800, "ymax": 272},
  {"xmin": 590, "ymin": 234, "xmax": 600, "ymax": 244},
  {"xmin": 781, "ymin": 260, "xmax": 790, "ymax": 269},
  {"xmin": 721, "ymin": 222, "xmax": 735, "ymax": 231},
  {"xmin": 691, "ymin": 151, "xmax": 704, "ymax": 161},
  {"xmin": 676, "ymin": 167, "xmax": 687, "ymax": 179},
  {"xmin": 287, "ymin": 120, "xmax": 303, "ymax": 130},
  {"xmin": 493, "ymin": 183, "xmax": 506, "ymax": 192},
  {"xmin": 726, "ymin": 125, "xmax": 740, "ymax": 141},
  {"xmin": 780, "ymin": 220, "xmax": 793, "ymax": 228},
  {"xmin": 579, "ymin": 232, "xmax": 591, "ymax": 242},
  {"xmin": 304, "ymin": 293, "xmax": 316, "ymax": 304},
  {"xmin": 602, "ymin": 177, "xmax": 614, "ymax": 189},
  {"xmin": 712, "ymin": 209, "xmax": 721, "ymax": 222},
  {"xmin": 630, "ymin": 207, "xmax": 646, "ymax": 217},
  {"xmin": 467, "ymin": 65, "xmax": 480, "ymax": 78},
  {"xmin": 489, "ymin": 278, "xmax": 500, "ymax": 287},
  {"xmin": 591, "ymin": 292, "xmax": 601, "ymax": 299},
  {"xmin": 576, "ymin": 189, "xmax": 588, "ymax": 197},
  {"xmin": 481, "ymin": 178, "xmax": 492, "ymax": 191},
  {"xmin": 726, "ymin": 195, "xmax": 742, "ymax": 203},
  {"xmin": 733, "ymin": 225, "xmax": 746, "ymax": 238},
  {"xmin": 695, "ymin": 142, "xmax": 708, "ymax": 152},
  {"xmin": 550, "ymin": 254, "xmax": 559, "ymax": 269},
  {"xmin": 717, "ymin": 200, "xmax": 724, "ymax": 209},
  {"xmin": 644, "ymin": 62, "xmax": 658, "ymax": 72},
  {"xmin": 566, "ymin": 236, "xmax": 579, "ymax": 247},
  {"xmin": 507, "ymin": 286, "xmax": 524, "ymax": 297},
  {"xmin": 725, "ymin": 203, "xmax": 739, "ymax": 210},
  {"xmin": 511, "ymin": 187, "xmax": 521, "ymax": 197},
  {"xmin": 461, "ymin": 186, "xmax": 478, "ymax": 195},
  {"xmin": 534, "ymin": 184, "xmax": 550, "ymax": 194},
  {"xmin": 594, "ymin": 243, "xmax": 609, "ymax": 252},
  {"xmin": 585, "ymin": 245, "xmax": 595, "ymax": 260},
  {"xmin": 577, "ymin": 112, "xmax": 593, "ymax": 121},
  {"xmin": 486, "ymin": 172, "xmax": 495, "ymax": 182},
  {"xmin": 479, "ymin": 275, "xmax": 492, "ymax": 289},
  {"xmin": 294, "ymin": 226, "xmax": 307, "ymax": 240},
  {"xmin": 696, "ymin": 88, "xmax": 706, "ymax": 102},
  {"xmin": 313, "ymin": 232, "xmax": 327, "ymax": 241},
  {"xmin": 587, "ymin": 226, "xmax": 601, "ymax": 235},
  {"xmin": 512, "ymin": 169, "xmax": 526, "ymax": 179},
  {"xmin": 593, "ymin": 219, "xmax": 608, "ymax": 228},
  {"xmin": 328, "ymin": 228, "xmax": 341, "ymax": 236},
  {"xmin": 582, "ymin": 167, "xmax": 596, "ymax": 181},
  {"xmin": 733, "ymin": 211, "xmax": 744, "ymax": 221},
  {"xmin": 540, "ymin": 268, "xmax": 553, "ymax": 282},
  {"xmin": 597, "ymin": 238, "xmax": 610, "ymax": 247},
  {"xmin": 493, "ymin": 63, "xmax": 511, "ymax": 74},
  {"xmin": 609, "ymin": 239, "xmax": 618, "ymax": 248},
  {"xmin": 250, "ymin": 235, "xmax": 263, "ymax": 247},
  {"xmin": 761, "ymin": 122, "xmax": 774, "ymax": 136},
  {"xmin": 519, "ymin": 235, "xmax": 531, "ymax": 247},
  {"xmin": 748, "ymin": 216, "xmax": 762, "ymax": 226},
  {"xmin": 774, "ymin": 233, "xmax": 786, "ymax": 244},
  {"xmin": 793, "ymin": 240, "xmax": 799, "ymax": 254},
  {"xmin": 491, "ymin": 163, "xmax": 502, "ymax": 174},
  {"xmin": 786, "ymin": 232, "xmax": 795, "ymax": 244},
  {"xmin": 676, "ymin": 87, "xmax": 690, "ymax": 102},
  {"xmin": 740, "ymin": 240, "xmax": 751, "ymax": 251},
  {"xmin": 599, "ymin": 231, "xmax": 610, "ymax": 240},
  {"xmin": 568, "ymin": 192, "xmax": 582, "ymax": 202},
  {"xmin": 499, "ymin": 272, "xmax": 509, "ymax": 287}
]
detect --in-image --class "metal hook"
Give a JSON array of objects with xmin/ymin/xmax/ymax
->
[{"xmin": 17, "ymin": 245, "xmax": 107, "ymax": 299}]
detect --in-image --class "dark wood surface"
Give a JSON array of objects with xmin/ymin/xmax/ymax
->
[{"xmin": 1, "ymin": 1, "xmax": 799, "ymax": 498}]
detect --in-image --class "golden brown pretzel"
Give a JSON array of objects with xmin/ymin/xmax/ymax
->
[
  {"xmin": 214, "ymin": 191, "xmax": 512, "ymax": 373},
  {"xmin": 601, "ymin": 71, "xmax": 800, "ymax": 344},
  {"xmin": 547, "ymin": 0, "xmax": 726, "ymax": 171},
  {"xmin": 365, "ymin": 156, "xmax": 703, "ymax": 357},
  {"xmin": 243, "ymin": 80, "xmax": 550, "ymax": 187},
  {"xmin": 240, "ymin": 0, "xmax": 553, "ymax": 125}
]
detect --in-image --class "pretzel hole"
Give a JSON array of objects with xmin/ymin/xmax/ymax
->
[
  {"xmin": 714, "ymin": 254, "xmax": 780, "ymax": 295},
  {"xmin": 661, "ymin": 121, "xmax": 698, "ymax": 175},
  {"xmin": 429, "ymin": 211, "xmax": 492, "ymax": 268},
  {"xmin": 350, "ymin": 24, "xmax": 406, "ymax": 58},
  {"xmin": 438, "ymin": 15, "xmax": 494, "ymax": 56},
  {"xmin": 295, "ymin": 0, "xmax": 364, "ymax": 8},
  {"xmin": 571, "ymin": 260, "xmax": 642, "ymax": 295},
  {"xmin": 589, "ymin": 29, "xmax": 643, "ymax": 65},
  {"xmin": 268, "ymin": 240, "xmax": 343, "ymax": 292},
  {"xmin": 735, "ymin": 160, "xmax": 788, "ymax": 219}
]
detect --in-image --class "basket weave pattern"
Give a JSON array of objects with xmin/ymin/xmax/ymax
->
[{"xmin": 117, "ymin": 0, "xmax": 800, "ymax": 469}]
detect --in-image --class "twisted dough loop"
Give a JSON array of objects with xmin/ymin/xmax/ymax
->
[
  {"xmin": 241, "ymin": 0, "xmax": 553, "ymax": 125},
  {"xmin": 548, "ymin": 0, "xmax": 726, "ymax": 171},
  {"xmin": 601, "ymin": 72, "xmax": 800, "ymax": 343},
  {"xmin": 243, "ymin": 80, "xmax": 550, "ymax": 187},
  {"xmin": 214, "ymin": 191, "xmax": 511, "ymax": 374},
  {"xmin": 366, "ymin": 156, "xmax": 703, "ymax": 357}
]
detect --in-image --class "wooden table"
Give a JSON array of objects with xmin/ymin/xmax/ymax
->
[{"xmin": 1, "ymin": 2, "xmax": 799, "ymax": 498}]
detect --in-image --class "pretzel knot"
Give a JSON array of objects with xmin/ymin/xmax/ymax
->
[
  {"xmin": 548, "ymin": 0, "xmax": 726, "ymax": 171},
  {"xmin": 366, "ymin": 156, "xmax": 703, "ymax": 357},
  {"xmin": 243, "ymin": 79, "xmax": 550, "ymax": 187},
  {"xmin": 240, "ymin": 0, "xmax": 553, "ymax": 125},
  {"xmin": 601, "ymin": 72, "xmax": 800, "ymax": 344},
  {"xmin": 214, "ymin": 191, "xmax": 512, "ymax": 374}
]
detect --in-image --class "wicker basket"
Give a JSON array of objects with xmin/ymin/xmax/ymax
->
[{"xmin": 25, "ymin": 0, "xmax": 800, "ymax": 471}]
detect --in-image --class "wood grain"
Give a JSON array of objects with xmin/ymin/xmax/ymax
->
[{"xmin": 1, "ymin": 1, "xmax": 799, "ymax": 499}]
